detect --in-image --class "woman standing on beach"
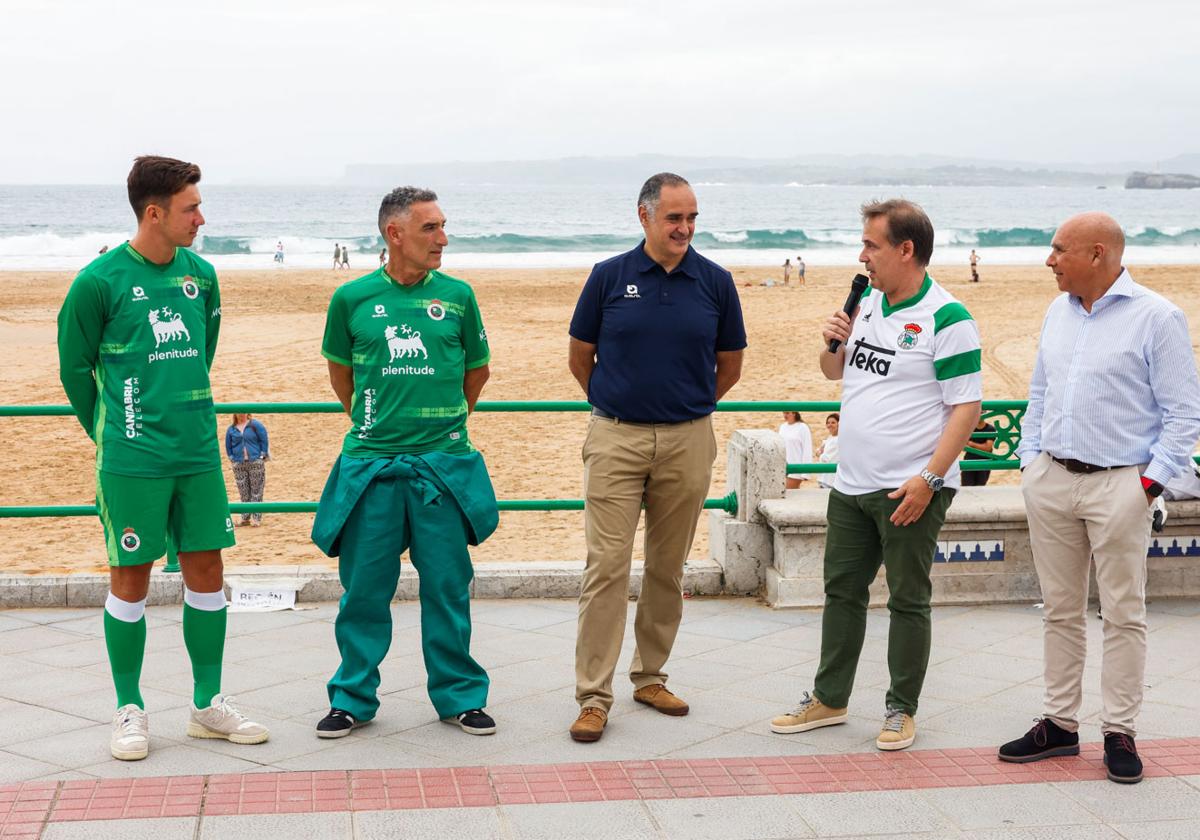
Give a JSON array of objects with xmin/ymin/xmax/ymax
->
[
  {"xmin": 780, "ymin": 410, "xmax": 813, "ymax": 489},
  {"xmin": 225, "ymin": 414, "xmax": 270, "ymax": 525}
]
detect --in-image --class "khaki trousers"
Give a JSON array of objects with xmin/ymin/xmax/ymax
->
[
  {"xmin": 575, "ymin": 414, "xmax": 717, "ymax": 711},
  {"xmin": 1022, "ymin": 452, "xmax": 1152, "ymax": 737}
]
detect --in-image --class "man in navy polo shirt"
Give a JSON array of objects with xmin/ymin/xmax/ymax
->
[{"xmin": 566, "ymin": 172, "xmax": 747, "ymax": 742}]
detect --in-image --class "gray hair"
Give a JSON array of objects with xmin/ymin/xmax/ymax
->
[
  {"xmin": 637, "ymin": 172, "xmax": 690, "ymax": 218},
  {"xmin": 378, "ymin": 186, "xmax": 438, "ymax": 236}
]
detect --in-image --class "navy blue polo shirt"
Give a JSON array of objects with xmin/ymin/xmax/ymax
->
[{"xmin": 569, "ymin": 242, "xmax": 747, "ymax": 423}]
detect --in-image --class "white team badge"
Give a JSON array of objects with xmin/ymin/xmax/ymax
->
[
  {"xmin": 897, "ymin": 322, "xmax": 922, "ymax": 350},
  {"xmin": 181, "ymin": 276, "xmax": 199, "ymax": 300},
  {"xmin": 624, "ymin": 284, "xmax": 640, "ymax": 299},
  {"xmin": 386, "ymin": 324, "xmax": 428, "ymax": 360},
  {"xmin": 120, "ymin": 528, "xmax": 141, "ymax": 552},
  {"xmin": 373, "ymin": 304, "xmax": 388, "ymax": 318},
  {"xmin": 427, "ymin": 300, "xmax": 446, "ymax": 321},
  {"xmin": 148, "ymin": 307, "xmax": 191, "ymax": 347},
  {"xmin": 132, "ymin": 286, "xmax": 149, "ymax": 301}
]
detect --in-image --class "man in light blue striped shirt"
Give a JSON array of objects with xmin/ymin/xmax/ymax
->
[{"xmin": 1000, "ymin": 212, "xmax": 1200, "ymax": 784}]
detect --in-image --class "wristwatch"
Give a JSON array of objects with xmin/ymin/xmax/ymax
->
[
  {"xmin": 1141, "ymin": 477, "xmax": 1165, "ymax": 498},
  {"xmin": 920, "ymin": 469, "xmax": 945, "ymax": 492}
]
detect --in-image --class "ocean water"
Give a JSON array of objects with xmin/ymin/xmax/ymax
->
[{"xmin": 0, "ymin": 183, "xmax": 1197, "ymax": 271}]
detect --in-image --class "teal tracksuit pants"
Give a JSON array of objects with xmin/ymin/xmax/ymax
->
[{"xmin": 325, "ymin": 458, "xmax": 489, "ymax": 721}]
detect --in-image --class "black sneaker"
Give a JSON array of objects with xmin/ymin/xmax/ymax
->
[
  {"xmin": 443, "ymin": 709, "xmax": 496, "ymax": 735},
  {"xmin": 998, "ymin": 718, "xmax": 1080, "ymax": 763},
  {"xmin": 316, "ymin": 708, "xmax": 364, "ymax": 739},
  {"xmin": 1104, "ymin": 732, "xmax": 1143, "ymax": 784}
]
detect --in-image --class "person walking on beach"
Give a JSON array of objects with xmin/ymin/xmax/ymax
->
[
  {"xmin": 782, "ymin": 258, "xmax": 792, "ymax": 286},
  {"xmin": 970, "ymin": 249, "xmax": 980, "ymax": 282},
  {"xmin": 339, "ymin": 244, "xmax": 350, "ymax": 269},
  {"xmin": 998, "ymin": 212, "xmax": 1200, "ymax": 784},
  {"xmin": 567, "ymin": 172, "xmax": 746, "ymax": 742},
  {"xmin": 770, "ymin": 199, "xmax": 981, "ymax": 751},
  {"xmin": 56, "ymin": 155, "xmax": 268, "ymax": 762},
  {"xmin": 796, "ymin": 254, "xmax": 807, "ymax": 287},
  {"xmin": 274, "ymin": 240, "xmax": 284, "ymax": 265},
  {"xmin": 225, "ymin": 413, "xmax": 270, "ymax": 525},
  {"xmin": 333, "ymin": 243, "xmax": 341, "ymax": 270},
  {"xmin": 379, "ymin": 247, "xmax": 386, "ymax": 267},
  {"xmin": 312, "ymin": 186, "xmax": 499, "ymax": 739}
]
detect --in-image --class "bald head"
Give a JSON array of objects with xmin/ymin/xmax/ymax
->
[
  {"xmin": 1057, "ymin": 212, "xmax": 1126, "ymax": 266},
  {"xmin": 1047, "ymin": 212, "xmax": 1127, "ymax": 308}
]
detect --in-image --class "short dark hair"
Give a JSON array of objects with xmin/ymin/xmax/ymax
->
[
  {"xmin": 860, "ymin": 199, "xmax": 934, "ymax": 267},
  {"xmin": 638, "ymin": 172, "xmax": 690, "ymax": 217},
  {"xmin": 127, "ymin": 156, "xmax": 201, "ymax": 221},
  {"xmin": 826, "ymin": 412, "xmax": 840, "ymax": 422},
  {"xmin": 378, "ymin": 186, "xmax": 438, "ymax": 237}
]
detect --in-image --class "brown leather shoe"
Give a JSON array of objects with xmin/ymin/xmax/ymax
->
[
  {"xmin": 633, "ymin": 684, "xmax": 690, "ymax": 716},
  {"xmin": 569, "ymin": 707, "xmax": 608, "ymax": 742}
]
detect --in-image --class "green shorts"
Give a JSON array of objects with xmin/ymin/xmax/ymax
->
[{"xmin": 96, "ymin": 468, "xmax": 235, "ymax": 567}]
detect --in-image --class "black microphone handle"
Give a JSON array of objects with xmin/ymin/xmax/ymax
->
[{"xmin": 828, "ymin": 274, "xmax": 871, "ymax": 353}]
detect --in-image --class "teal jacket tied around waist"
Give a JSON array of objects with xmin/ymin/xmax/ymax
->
[{"xmin": 311, "ymin": 451, "xmax": 499, "ymax": 557}]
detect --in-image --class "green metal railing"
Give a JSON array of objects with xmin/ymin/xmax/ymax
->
[{"xmin": 3, "ymin": 400, "xmax": 1033, "ymax": 572}]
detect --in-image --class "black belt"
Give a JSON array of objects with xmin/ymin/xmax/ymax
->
[{"xmin": 1050, "ymin": 456, "xmax": 1132, "ymax": 475}]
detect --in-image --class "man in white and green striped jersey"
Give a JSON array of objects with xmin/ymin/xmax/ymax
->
[{"xmin": 771, "ymin": 199, "xmax": 982, "ymax": 752}]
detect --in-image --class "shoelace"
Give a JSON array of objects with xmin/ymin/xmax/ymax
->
[
  {"xmin": 327, "ymin": 709, "xmax": 355, "ymax": 723},
  {"xmin": 116, "ymin": 708, "xmax": 147, "ymax": 737},
  {"xmin": 786, "ymin": 691, "xmax": 817, "ymax": 716},
  {"xmin": 579, "ymin": 708, "xmax": 606, "ymax": 721},
  {"xmin": 882, "ymin": 707, "xmax": 906, "ymax": 733},
  {"xmin": 1107, "ymin": 733, "xmax": 1137, "ymax": 754},
  {"xmin": 212, "ymin": 696, "xmax": 249, "ymax": 724},
  {"xmin": 1028, "ymin": 718, "xmax": 1050, "ymax": 747}
]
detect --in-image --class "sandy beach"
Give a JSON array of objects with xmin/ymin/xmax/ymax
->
[{"xmin": 2, "ymin": 263, "xmax": 1197, "ymax": 575}]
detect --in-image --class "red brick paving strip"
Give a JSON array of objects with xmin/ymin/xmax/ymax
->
[{"xmin": 0, "ymin": 737, "xmax": 1195, "ymax": 829}]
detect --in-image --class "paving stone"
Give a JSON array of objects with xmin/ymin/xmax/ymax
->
[
  {"xmin": 503, "ymin": 800, "xmax": 658, "ymax": 840},
  {"xmin": 1109, "ymin": 819, "xmax": 1200, "ymax": 839},
  {"xmin": 199, "ymin": 812, "xmax": 351, "ymax": 839},
  {"xmin": 1054, "ymin": 777, "xmax": 1200, "ymax": 822},
  {"xmin": 919, "ymin": 782, "xmax": 1099, "ymax": 830},
  {"xmin": 354, "ymin": 806, "xmax": 504, "ymax": 839},
  {"xmin": 43, "ymin": 816, "xmax": 199, "ymax": 840},
  {"xmin": 647, "ymin": 794, "xmax": 814, "ymax": 838},
  {"xmin": 786, "ymin": 790, "xmax": 955, "ymax": 837}
]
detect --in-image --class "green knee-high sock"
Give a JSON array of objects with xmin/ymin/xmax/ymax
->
[
  {"xmin": 104, "ymin": 609, "xmax": 146, "ymax": 709},
  {"xmin": 183, "ymin": 602, "xmax": 227, "ymax": 708}
]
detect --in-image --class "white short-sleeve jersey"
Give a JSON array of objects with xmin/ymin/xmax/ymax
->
[{"xmin": 834, "ymin": 274, "xmax": 982, "ymax": 495}]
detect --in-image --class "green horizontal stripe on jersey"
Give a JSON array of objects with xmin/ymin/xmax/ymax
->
[
  {"xmin": 322, "ymin": 349, "xmax": 351, "ymax": 366},
  {"xmin": 933, "ymin": 349, "xmax": 982, "ymax": 381},
  {"xmin": 934, "ymin": 301, "xmax": 973, "ymax": 333}
]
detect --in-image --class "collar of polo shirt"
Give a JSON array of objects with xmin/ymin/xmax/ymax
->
[{"xmin": 634, "ymin": 240, "xmax": 700, "ymax": 279}]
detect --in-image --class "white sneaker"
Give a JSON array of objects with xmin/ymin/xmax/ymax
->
[
  {"xmin": 111, "ymin": 704, "xmax": 149, "ymax": 761},
  {"xmin": 187, "ymin": 694, "xmax": 270, "ymax": 744}
]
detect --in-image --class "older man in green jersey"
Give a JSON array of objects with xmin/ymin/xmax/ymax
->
[
  {"xmin": 312, "ymin": 187, "xmax": 499, "ymax": 738},
  {"xmin": 57, "ymin": 156, "xmax": 268, "ymax": 761}
]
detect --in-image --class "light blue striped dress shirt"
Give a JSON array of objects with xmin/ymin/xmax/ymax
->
[{"xmin": 1017, "ymin": 269, "xmax": 1200, "ymax": 485}]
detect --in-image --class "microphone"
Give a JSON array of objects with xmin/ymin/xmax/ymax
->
[{"xmin": 828, "ymin": 273, "xmax": 870, "ymax": 353}]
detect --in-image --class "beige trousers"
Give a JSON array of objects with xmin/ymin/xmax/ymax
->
[
  {"xmin": 575, "ymin": 414, "xmax": 717, "ymax": 711},
  {"xmin": 1022, "ymin": 452, "xmax": 1153, "ymax": 736}
]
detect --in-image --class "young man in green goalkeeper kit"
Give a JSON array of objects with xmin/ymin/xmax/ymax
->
[
  {"xmin": 57, "ymin": 156, "xmax": 268, "ymax": 761},
  {"xmin": 311, "ymin": 186, "xmax": 499, "ymax": 738}
]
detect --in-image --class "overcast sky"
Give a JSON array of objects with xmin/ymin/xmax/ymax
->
[{"xmin": 2, "ymin": 0, "xmax": 1197, "ymax": 183}]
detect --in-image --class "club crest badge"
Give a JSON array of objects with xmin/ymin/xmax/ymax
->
[
  {"xmin": 120, "ymin": 528, "xmax": 141, "ymax": 552},
  {"xmin": 426, "ymin": 300, "xmax": 446, "ymax": 321},
  {"xmin": 898, "ymin": 322, "xmax": 922, "ymax": 350},
  {"xmin": 181, "ymin": 276, "xmax": 199, "ymax": 300}
]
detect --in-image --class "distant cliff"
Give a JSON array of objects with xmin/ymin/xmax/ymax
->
[{"xmin": 1125, "ymin": 171, "xmax": 1200, "ymax": 189}]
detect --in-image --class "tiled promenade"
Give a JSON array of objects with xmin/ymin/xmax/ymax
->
[{"xmin": 2, "ymin": 596, "xmax": 1199, "ymax": 838}]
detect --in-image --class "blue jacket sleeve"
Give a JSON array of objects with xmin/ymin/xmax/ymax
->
[
  {"xmin": 224, "ymin": 427, "xmax": 236, "ymax": 461},
  {"xmin": 254, "ymin": 419, "xmax": 270, "ymax": 458}
]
